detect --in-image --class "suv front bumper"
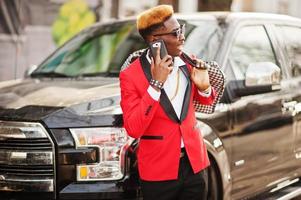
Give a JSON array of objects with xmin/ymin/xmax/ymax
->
[
  {"xmin": 1, "ymin": 182, "xmax": 139, "ymax": 200},
  {"xmin": 59, "ymin": 182, "xmax": 139, "ymax": 200}
]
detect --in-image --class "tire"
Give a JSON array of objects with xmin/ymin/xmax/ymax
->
[{"xmin": 207, "ymin": 157, "xmax": 222, "ymax": 200}]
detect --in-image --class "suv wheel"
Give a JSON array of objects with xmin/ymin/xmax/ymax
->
[{"xmin": 207, "ymin": 158, "xmax": 222, "ymax": 200}]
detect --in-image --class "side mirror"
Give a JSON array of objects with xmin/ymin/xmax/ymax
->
[
  {"xmin": 24, "ymin": 65, "xmax": 38, "ymax": 77},
  {"xmin": 245, "ymin": 62, "xmax": 281, "ymax": 88},
  {"xmin": 224, "ymin": 62, "xmax": 282, "ymax": 101}
]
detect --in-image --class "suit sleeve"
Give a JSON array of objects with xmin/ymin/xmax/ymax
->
[
  {"xmin": 193, "ymin": 85, "xmax": 216, "ymax": 105},
  {"xmin": 120, "ymin": 70, "xmax": 160, "ymax": 139}
]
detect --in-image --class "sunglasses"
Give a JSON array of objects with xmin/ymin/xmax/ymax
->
[{"xmin": 153, "ymin": 24, "xmax": 185, "ymax": 38}]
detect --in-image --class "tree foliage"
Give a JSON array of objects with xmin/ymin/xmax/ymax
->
[{"xmin": 52, "ymin": 0, "xmax": 96, "ymax": 46}]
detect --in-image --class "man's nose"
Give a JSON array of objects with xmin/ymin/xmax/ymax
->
[{"xmin": 179, "ymin": 33, "xmax": 185, "ymax": 41}]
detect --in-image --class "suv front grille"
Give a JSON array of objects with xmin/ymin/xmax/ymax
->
[
  {"xmin": 0, "ymin": 138, "xmax": 52, "ymax": 149},
  {"xmin": 0, "ymin": 121, "xmax": 55, "ymax": 193}
]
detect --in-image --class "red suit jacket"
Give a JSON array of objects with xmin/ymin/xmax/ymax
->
[{"xmin": 120, "ymin": 51, "xmax": 216, "ymax": 181}]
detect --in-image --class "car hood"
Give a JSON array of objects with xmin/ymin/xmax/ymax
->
[
  {"xmin": 0, "ymin": 78, "xmax": 120, "ymax": 109},
  {"xmin": 0, "ymin": 78, "xmax": 123, "ymax": 127}
]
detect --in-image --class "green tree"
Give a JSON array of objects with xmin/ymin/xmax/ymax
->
[{"xmin": 52, "ymin": 0, "xmax": 96, "ymax": 46}]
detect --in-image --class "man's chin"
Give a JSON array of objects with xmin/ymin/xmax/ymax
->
[
  {"xmin": 169, "ymin": 48, "xmax": 183, "ymax": 57},
  {"xmin": 176, "ymin": 49, "xmax": 183, "ymax": 56},
  {"xmin": 177, "ymin": 46, "xmax": 184, "ymax": 54}
]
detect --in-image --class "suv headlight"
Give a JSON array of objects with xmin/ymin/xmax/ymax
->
[{"xmin": 70, "ymin": 127, "xmax": 133, "ymax": 181}]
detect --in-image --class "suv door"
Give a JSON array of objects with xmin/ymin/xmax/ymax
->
[
  {"xmin": 274, "ymin": 25, "xmax": 301, "ymax": 176},
  {"xmin": 224, "ymin": 24, "xmax": 294, "ymax": 199}
]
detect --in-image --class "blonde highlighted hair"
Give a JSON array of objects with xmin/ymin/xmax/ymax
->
[{"xmin": 136, "ymin": 5, "xmax": 174, "ymax": 39}]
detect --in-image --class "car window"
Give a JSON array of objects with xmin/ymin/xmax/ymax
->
[
  {"xmin": 32, "ymin": 20, "xmax": 222, "ymax": 78},
  {"xmin": 33, "ymin": 22, "xmax": 146, "ymax": 77},
  {"xmin": 226, "ymin": 26, "xmax": 277, "ymax": 80},
  {"xmin": 275, "ymin": 26, "xmax": 301, "ymax": 77},
  {"xmin": 184, "ymin": 20, "xmax": 223, "ymax": 61}
]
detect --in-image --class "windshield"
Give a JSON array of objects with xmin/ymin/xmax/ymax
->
[{"xmin": 32, "ymin": 19, "xmax": 222, "ymax": 78}]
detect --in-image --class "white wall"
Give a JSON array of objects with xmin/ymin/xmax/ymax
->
[
  {"xmin": 253, "ymin": 0, "xmax": 278, "ymax": 13},
  {"xmin": 118, "ymin": 0, "xmax": 157, "ymax": 19},
  {"xmin": 0, "ymin": 26, "xmax": 55, "ymax": 81},
  {"xmin": 288, "ymin": 0, "xmax": 301, "ymax": 18},
  {"xmin": 232, "ymin": 0, "xmax": 301, "ymax": 18},
  {"xmin": 179, "ymin": 0, "xmax": 198, "ymax": 13}
]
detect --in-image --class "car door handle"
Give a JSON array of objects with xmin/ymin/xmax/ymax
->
[{"xmin": 282, "ymin": 101, "xmax": 297, "ymax": 113}]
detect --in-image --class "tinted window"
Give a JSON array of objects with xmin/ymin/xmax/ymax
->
[
  {"xmin": 32, "ymin": 20, "xmax": 223, "ymax": 78},
  {"xmin": 226, "ymin": 26, "xmax": 277, "ymax": 80},
  {"xmin": 184, "ymin": 20, "xmax": 223, "ymax": 61},
  {"xmin": 33, "ymin": 22, "xmax": 146, "ymax": 77},
  {"xmin": 276, "ymin": 26, "xmax": 301, "ymax": 77}
]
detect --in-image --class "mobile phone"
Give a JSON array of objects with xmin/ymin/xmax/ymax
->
[{"xmin": 149, "ymin": 39, "xmax": 168, "ymax": 59}]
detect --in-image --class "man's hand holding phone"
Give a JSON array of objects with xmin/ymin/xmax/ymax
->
[{"xmin": 149, "ymin": 40, "xmax": 173, "ymax": 91}]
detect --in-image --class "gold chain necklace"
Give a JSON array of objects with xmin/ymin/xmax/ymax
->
[{"xmin": 169, "ymin": 69, "xmax": 180, "ymax": 101}]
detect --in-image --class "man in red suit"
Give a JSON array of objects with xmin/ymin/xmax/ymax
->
[{"xmin": 120, "ymin": 5, "xmax": 217, "ymax": 200}]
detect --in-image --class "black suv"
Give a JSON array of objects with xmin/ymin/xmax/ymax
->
[{"xmin": 0, "ymin": 12, "xmax": 301, "ymax": 200}]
